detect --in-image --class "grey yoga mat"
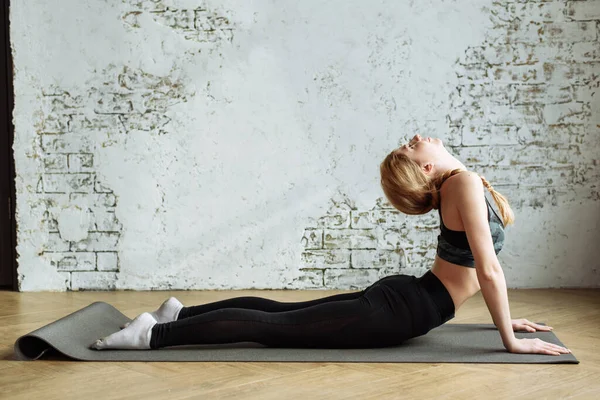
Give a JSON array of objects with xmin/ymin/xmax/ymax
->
[{"xmin": 14, "ymin": 301, "xmax": 579, "ymax": 364}]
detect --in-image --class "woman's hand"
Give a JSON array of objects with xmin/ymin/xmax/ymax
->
[
  {"xmin": 506, "ymin": 338, "xmax": 571, "ymax": 356},
  {"xmin": 511, "ymin": 318, "xmax": 553, "ymax": 332}
]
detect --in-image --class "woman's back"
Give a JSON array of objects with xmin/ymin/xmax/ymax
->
[{"xmin": 430, "ymin": 172, "xmax": 505, "ymax": 311}]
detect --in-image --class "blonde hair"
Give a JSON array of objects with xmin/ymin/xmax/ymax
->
[{"xmin": 380, "ymin": 151, "xmax": 515, "ymax": 226}]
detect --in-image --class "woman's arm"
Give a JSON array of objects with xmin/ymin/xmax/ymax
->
[
  {"xmin": 451, "ymin": 172, "xmax": 516, "ymax": 350},
  {"xmin": 477, "ymin": 267, "xmax": 516, "ymax": 349}
]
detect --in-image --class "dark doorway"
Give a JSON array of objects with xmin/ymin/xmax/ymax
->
[{"xmin": 0, "ymin": 0, "xmax": 17, "ymax": 291}]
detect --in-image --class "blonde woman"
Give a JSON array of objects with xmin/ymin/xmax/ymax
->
[{"xmin": 91, "ymin": 134, "xmax": 571, "ymax": 356}]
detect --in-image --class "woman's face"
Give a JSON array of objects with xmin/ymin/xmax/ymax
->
[{"xmin": 394, "ymin": 134, "xmax": 445, "ymax": 167}]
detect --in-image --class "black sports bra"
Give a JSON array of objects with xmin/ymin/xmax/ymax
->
[{"xmin": 436, "ymin": 188, "xmax": 505, "ymax": 268}]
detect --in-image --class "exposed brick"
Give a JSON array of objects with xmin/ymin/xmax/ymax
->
[
  {"xmin": 97, "ymin": 252, "xmax": 119, "ymax": 271},
  {"xmin": 38, "ymin": 194, "xmax": 69, "ymax": 208},
  {"xmin": 543, "ymin": 102, "xmax": 589, "ymax": 124},
  {"xmin": 193, "ymin": 10, "xmax": 234, "ymax": 43},
  {"xmin": 351, "ymin": 249, "xmax": 403, "ymax": 269},
  {"xmin": 506, "ymin": 21, "xmax": 597, "ymax": 43},
  {"xmin": 543, "ymin": 62, "xmax": 600, "ymax": 85},
  {"xmin": 476, "ymin": 166, "xmax": 520, "ymax": 186},
  {"xmin": 448, "ymin": 146, "xmax": 490, "ymax": 165},
  {"xmin": 46, "ymin": 252, "xmax": 96, "ymax": 271},
  {"xmin": 57, "ymin": 272, "xmax": 71, "ymax": 291},
  {"xmin": 324, "ymin": 229, "xmax": 378, "ymax": 249},
  {"xmin": 69, "ymin": 115, "xmax": 122, "ymax": 134},
  {"xmin": 490, "ymin": 64, "xmax": 545, "ymax": 83},
  {"xmin": 573, "ymin": 84, "xmax": 600, "ymax": 103},
  {"xmin": 39, "ymin": 114, "xmax": 70, "ymax": 134},
  {"xmin": 68, "ymin": 153, "xmax": 94, "ymax": 172},
  {"xmin": 490, "ymin": 145, "xmax": 578, "ymax": 166},
  {"xmin": 374, "ymin": 196, "xmax": 395, "ymax": 209},
  {"xmin": 454, "ymin": 83, "xmax": 515, "ymax": 107},
  {"xmin": 488, "ymin": 104, "xmax": 544, "ymax": 125},
  {"xmin": 315, "ymin": 212, "xmax": 351, "ymax": 229},
  {"xmin": 42, "ymin": 154, "xmax": 68, "ymax": 171},
  {"xmin": 408, "ymin": 213, "xmax": 440, "ymax": 230},
  {"xmin": 519, "ymin": 166, "xmax": 575, "ymax": 187},
  {"xmin": 69, "ymin": 193, "xmax": 117, "ymax": 208},
  {"xmin": 500, "ymin": 185, "xmax": 580, "ymax": 209},
  {"xmin": 351, "ymin": 210, "xmax": 407, "ymax": 229},
  {"xmin": 72, "ymin": 232, "xmax": 120, "ymax": 252},
  {"xmin": 455, "ymin": 63, "xmax": 488, "ymax": 82},
  {"xmin": 508, "ymin": 1, "xmax": 568, "ymax": 23},
  {"xmin": 41, "ymin": 210, "xmax": 59, "ymax": 232},
  {"xmin": 481, "ymin": 43, "xmax": 531, "ymax": 65},
  {"xmin": 404, "ymin": 246, "xmax": 437, "ymax": 270},
  {"xmin": 446, "ymin": 126, "xmax": 464, "ymax": 145},
  {"xmin": 517, "ymin": 123, "xmax": 587, "ymax": 146},
  {"xmin": 392, "ymin": 228, "xmax": 438, "ymax": 249},
  {"xmin": 448, "ymin": 106, "xmax": 485, "ymax": 126},
  {"xmin": 480, "ymin": 44, "xmax": 513, "ymax": 65},
  {"xmin": 567, "ymin": 1, "xmax": 600, "ymax": 20},
  {"xmin": 570, "ymin": 42, "xmax": 600, "ymax": 62},
  {"xmin": 462, "ymin": 125, "xmax": 520, "ymax": 146},
  {"xmin": 45, "ymin": 232, "xmax": 70, "ymax": 252},
  {"xmin": 290, "ymin": 269, "xmax": 323, "ymax": 289},
  {"xmin": 91, "ymin": 211, "xmax": 122, "ymax": 232},
  {"xmin": 116, "ymin": 65, "xmax": 172, "ymax": 91},
  {"xmin": 300, "ymin": 250, "xmax": 351, "ymax": 269},
  {"xmin": 92, "ymin": 92, "xmax": 136, "ymax": 114},
  {"xmin": 119, "ymin": 113, "xmax": 171, "ymax": 133},
  {"xmin": 94, "ymin": 179, "xmax": 114, "ymax": 193},
  {"xmin": 150, "ymin": 9, "xmax": 196, "ymax": 30},
  {"xmin": 483, "ymin": 42, "xmax": 579, "ymax": 66},
  {"xmin": 301, "ymin": 229, "xmax": 323, "ymax": 249},
  {"xmin": 142, "ymin": 92, "xmax": 181, "ymax": 112},
  {"xmin": 42, "ymin": 173, "xmax": 94, "ymax": 193},
  {"xmin": 42, "ymin": 94, "xmax": 85, "ymax": 114},
  {"xmin": 41, "ymin": 134, "xmax": 95, "ymax": 153},
  {"xmin": 459, "ymin": 46, "xmax": 488, "ymax": 65},
  {"xmin": 513, "ymin": 84, "xmax": 573, "ymax": 105},
  {"xmin": 71, "ymin": 272, "xmax": 117, "ymax": 291}
]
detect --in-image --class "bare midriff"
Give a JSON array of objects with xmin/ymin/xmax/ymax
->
[{"xmin": 430, "ymin": 257, "xmax": 481, "ymax": 312}]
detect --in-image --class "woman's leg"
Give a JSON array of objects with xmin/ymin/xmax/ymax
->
[
  {"xmin": 177, "ymin": 291, "xmax": 365, "ymax": 320},
  {"xmin": 120, "ymin": 287, "xmax": 370, "ymax": 329},
  {"xmin": 149, "ymin": 282, "xmax": 412, "ymax": 350},
  {"xmin": 91, "ymin": 275, "xmax": 421, "ymax": 351}
]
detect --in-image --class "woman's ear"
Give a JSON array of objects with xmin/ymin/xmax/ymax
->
[{"xmin": 422, "ymin": 163, "xmax": 434, "ymax": 175}]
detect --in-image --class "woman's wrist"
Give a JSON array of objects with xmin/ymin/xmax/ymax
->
[{"xmin": 503, "ymin": 336, "xmax": 517, "ymax": 351}]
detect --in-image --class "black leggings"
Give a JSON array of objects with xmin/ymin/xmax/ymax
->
[{"xmin": 149, "ymin": 270, "xmax": 455, "ymax": 349}]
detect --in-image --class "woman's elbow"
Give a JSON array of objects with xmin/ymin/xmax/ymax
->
[{"xmin": 475, "ymin": 263, "xmax": 503, "ymax": 281}]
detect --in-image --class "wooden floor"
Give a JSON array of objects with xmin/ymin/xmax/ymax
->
[{"xmin": 1, "ymin": 287, "xmax": 599, "ymax": 400}]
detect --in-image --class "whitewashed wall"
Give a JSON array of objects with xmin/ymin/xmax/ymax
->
[{"xmin": 11, "ymin": 0, "xmax": 600, "ymax": 291}]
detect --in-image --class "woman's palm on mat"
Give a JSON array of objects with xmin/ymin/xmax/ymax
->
[
  {"xmin": 508, "ymin": 338, "xmax": 571, "ymax": 356},
  {"xmin": 511, "ymin": 318, "xmax": 553, "ymax": 332}
]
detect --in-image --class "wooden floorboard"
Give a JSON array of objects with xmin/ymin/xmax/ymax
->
[{"xmin": 1, "ymin": 288, "xmax": 598, "ymax": 399}]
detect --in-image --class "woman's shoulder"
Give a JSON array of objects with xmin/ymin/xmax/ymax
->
[
  {"xmin": 439, "ymin": 171, "xmax": 483, "ymax": 206},
  {"xmin": 441, "ymin": 170, "xmax": 481, "ymax": 191}
]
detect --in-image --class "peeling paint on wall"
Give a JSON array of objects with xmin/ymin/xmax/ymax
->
[
  {"xmin": 121, "ymin": 0, "xmax": 234, "ymax": 44},
  {"xmin": 10, "ymin": 0, "xmax": 600, "ymax": 291},
  {"xmin": 21, "ymin": 64, "xmax": 193, "ymax": 290}
]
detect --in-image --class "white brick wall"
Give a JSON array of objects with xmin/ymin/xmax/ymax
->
[{"xmin": 11, "ymin": 0, "xmax": 600, "ymax": 291}]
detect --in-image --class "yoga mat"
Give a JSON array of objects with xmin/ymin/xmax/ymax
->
[{"xmin": 13, "ymin": 301, "xmax": 579, "ymax": 363}]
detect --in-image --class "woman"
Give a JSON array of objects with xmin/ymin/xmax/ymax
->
[{"xmin": 91, "ymin": 134, "xmax": 571, "ymax": 356}]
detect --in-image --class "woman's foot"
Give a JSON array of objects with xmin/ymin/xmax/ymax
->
[
  {"xmin": 90, "ymin": 312, "xmax": 156, "ymax": 350},
  {"xmin": 120, "ymin": 297, "xmax": 184, "ymax": 329}
]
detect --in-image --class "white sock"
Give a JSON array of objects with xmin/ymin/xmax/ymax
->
[
  {"xmin": 91, "ymin": 312, "xmax": 157, "ymax": 350},
  {"xmin": 150, "ymin": 296, "xmax": 184, "ymax": 322},
  {"xmin": 121, "ymin": 297, "xmax": 184, "ymax": 329}
]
